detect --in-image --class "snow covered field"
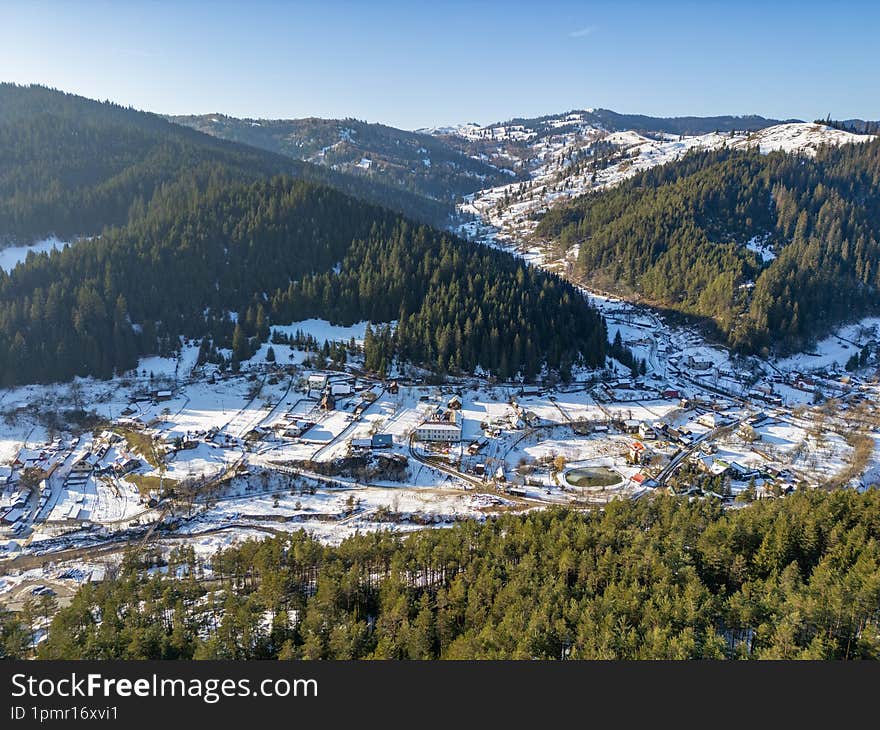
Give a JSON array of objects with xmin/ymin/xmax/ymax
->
[
  {"xmin": 775, "ymin": 317, "xmax": 880, "ymax": 373},
  {"xmin": 0, "ymin": 237, "xmax": 69, "ymax": 272},
  {"xmin": 272, "ymin": 319, "xmax": 372, "ymax": 344}
]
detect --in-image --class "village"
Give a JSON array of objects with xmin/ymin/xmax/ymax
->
[{"xmin": 1, "ymin": 300, "xmax": 878, "ymax": 613}]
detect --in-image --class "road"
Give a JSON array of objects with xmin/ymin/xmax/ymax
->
[
  {"xmin": 407, "ymin": 435, "xmax": 486, "ymax": 490},
  {"xmin": 655, "ymin": 417, "xmax": 747, "ymax": 487}
]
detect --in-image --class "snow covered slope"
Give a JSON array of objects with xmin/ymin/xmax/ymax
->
[
  {"xmin": 439, "ymin": 113, "xmax": 875, "ymax": 245},
  {"xmin": 730, "ymin": 122, "xmax": 875, "ymax": 156}
]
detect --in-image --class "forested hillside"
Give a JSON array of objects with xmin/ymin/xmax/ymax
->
[
  {"xmin": 0, "ymin": 84, "xmax": 451, "ymax": 242},
  {"xmin": 586, "ymin": 108, "xmax": 792, "ymax": 136},
  {"xmin": 9, "ymin": 490, "xmax": 878, "ymax": 660},
  {"xmin": 537, "ymin": 139, "xmax": 880, "ymax": 354},
  {"xmin": 0, "ymin": 175, "xmax": 606, "ymax": 385},
  {"xmin": 171, "ymin": 114, "xmax": 513, "ymax": 207}
]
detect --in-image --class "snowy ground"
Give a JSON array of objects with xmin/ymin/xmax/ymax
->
[
  {"xmin": 0, "ymin": 312, "xmax": 871, "ymax": 603},
  {"xmin": 0, "ymin": 237, "xmax": 70, "ymax": 272},
  {"xmin": 774, "ymin": 317, "xmax": 880, "ymax": 374},
  {"xmin": 271, "ymin": 319, "xmax": 373, "ymax": 344}
]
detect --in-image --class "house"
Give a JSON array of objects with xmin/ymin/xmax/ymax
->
[
  {"xmin": 371, "ymin": 434, "xmax": 393, "ymax": 449},
  {"xmin": 70, "ymin": 458, "xmax": 92, "ymax": 475},
  {"xmin": 1, "ymin": 507, "xmax": 26, "ymax": 525},
  {"xmin": 686, "ymin": 355, "xmax": 713, "ymax": 371},
  {"xmin": 153, "ymin": 390, "xmax": 173, "ymax": 402},
  {"xmin": 161, "ymin": 429, "xmax": 189, "ymax": 446},
  {"xmin": 747, "ymin": 412, "xmax": 770, "ymax": 427},
  {"xmin": 638, "ymin": 422, "xmax": 656, "ymax": 440},
  {"xmin": 279, "ymin": 424, "xmax": 303, "ymax": 439},
  {"xmin": 320, "ymin": 392, "xmax": 336, "ymax": 411},
  {"xmin": 629, "ymin": 440, "xmax": 646, "ymax": 464},
  {"xmin": 387, "ymin": 380, "xmax": 399, "ymax": 395},
  {"xmin": 793, "ymin": 379, "xmax": 816, "ymax": 393},
  {"xmin": 729, "ymin": 461, "xmax": 761, "ymax": 480},
  {"xmin": 467, "ymin": 438, "xmax": 487, "ymax": 455},
  {"xmin": 17, "ymin": 448, "xmax": 48, "ymax": 470},
  {"xmin": 623, "ymin": 419, "xmax": 640, "ymax": 434},
  {"xmin": 307, "ymin": 374, "xmax": 328, "ymax": 392},
  {"xmin": 697, "ymin": 412, "xmax": 725, "ymax": 429},
  {"xmin": 350, "ymin": 438, "xmax": 372, "ymax": 452},
  {"xmin": 331, "ymin": 383, "xmax": 353, "ymax": 397},
  {"xmin": 114, "ymin": 458, "xmax": 141, "ymax": 476},
  {"xmin": 662, "ymin": 387, "xmax": 680, "ymax": 399},
  {"xmin": 447, "ymin": 394, "xmax": 463, "ymax": 410}
]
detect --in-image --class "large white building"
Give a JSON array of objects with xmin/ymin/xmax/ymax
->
[
  {"xmin": 415, "ymin": 411, "xmax": 461, "ymax": 442},
  {"xmin": 307, "ymin": 373, "xmax": 328, "ymax": 391}
]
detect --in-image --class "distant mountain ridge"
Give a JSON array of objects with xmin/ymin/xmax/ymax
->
[
  {"xmin": 170, "ymin": 108, "xmax": 800, "ymax": 227},
  {"xmin": 424, "ymin": 108, "xmax": 795, "ymax": 139},
  {"xmin": 0, "ymin": 84, "xmax": 454, "ymax": 243},
  {"xmin": 169, "ymin": 113, "xmax": 516, "ymax": 214}
]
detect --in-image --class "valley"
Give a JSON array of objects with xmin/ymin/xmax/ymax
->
[
  {"xmin": 3, "ymin": 277, "xmax": 879, "ymax": 616},
  {"xmin": 2, "ymin": 89, "xmax": 880, "ymax": 660}
]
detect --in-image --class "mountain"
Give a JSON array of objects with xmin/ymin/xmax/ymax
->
[
  {"xmin": 420, "ymin": 108, "xmax": 789, "ymax": 177},
  {"xmin": 581, "ymin": 108, "xmax": 796, "ymax": 136},
  {"xmin": 427, "ymin": 108, "xmax": 790, "ymax": 138},
  {"xmin": 0, "ymin": 174, "xmax": 607, "ymax": 385},
  {"xmin": 169, "ymin": 113, "xmax": 514, "ymax": 212},
  {"xmin": 536, "ymin": 135, "xmax": 880, "ymax": 354},
  {"xmin": 0, "ymin": 84, "xmax": 452, "ymax": 243},
  {"xmin": 456, "ymin": 120, "xmax": 876, "ymax": 246},
  {"xmin": 173, "ymin": 107, "xmax": 790, "ymax": 236}
]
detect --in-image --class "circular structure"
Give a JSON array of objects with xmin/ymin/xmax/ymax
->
[{"xmin": 564, "ymin": 466, "xmax": 622, "ymax": 489}]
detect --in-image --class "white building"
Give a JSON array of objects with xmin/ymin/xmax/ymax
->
[
  {"xmin": 415, "ymin": 411, "xmax": 462, "ymax": 442},
  {"xmin": 697, "ymin": 412, "xmax": 729, "ymax": 429},
  {"xmin": 415, "ymin": 421, "xmax": 462, "ymax": 442}
]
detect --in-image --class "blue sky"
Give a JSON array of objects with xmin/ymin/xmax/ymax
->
[{"xmin": 2, "ymin": 0, "xmax": 878, "ymax": 129}]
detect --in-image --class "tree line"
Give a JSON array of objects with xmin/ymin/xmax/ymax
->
[{"xmin": 7, "ymin": 490, "xmax": 878, "ymax": 660}]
